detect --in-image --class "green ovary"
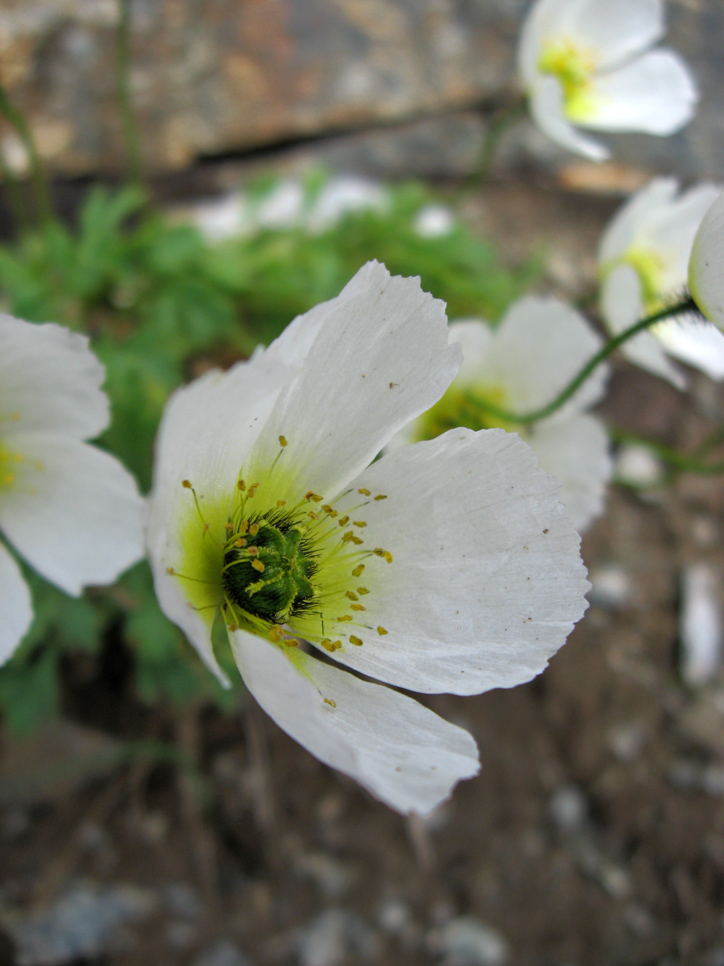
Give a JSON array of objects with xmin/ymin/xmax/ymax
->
[
  {"xmin": 622, "ymin": 247, "xmax": 668, "ymax": 314},
  {"xmin": 538, "ymin": 40, "xmax": 597, "ymax": 120},
  {"xmin": 417, "ymin": 383, "xmax": 515, "ymax": 439},
  {"xmin": 222, "ymin": 515, "xmax": 317, "ymax": 623}
]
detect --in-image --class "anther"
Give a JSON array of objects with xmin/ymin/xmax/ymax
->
[
  {"xmin": 182, "ymin": 479, "xmax": 192, "ymax": 489},
  {"xmin": 237, "ymin": 479, "xmax": 246, "ymax": 491},
  {"xmin": 374, "ymin": 494, "xmax": 387, "ymax": 501},
  {"xmin": 357, "ymin": 587, "xmax": 369, "ymax": 595},
  {"xmin": 277, "ymin": 499, "xmax": 286, "ymax": 507},
  {"xmin": 358, "ymin": 488, "xmax": 371, "ymax": 496},
  {"xmin": 337, "ymin": 615, "xmax": 353, "ymax": 622},
  {"xmin": 352, "ymin": 564, "xmax": 365, "ymax": 577},
  {"xmin": 166, "ymin": 567, "xmax": 175, "ymax": 575},
  {"xmin": 349, "ymin": 635, "xmax": 363, "ymax": 646},
  {"xmin": 353, "ymin": 521, "xmax": 367, "ymax": 528},
  {"xmin": 251, "ymin": 559, "xmax": 265, "ymax": 572},
  {"xmin": 320, "ymin": 639, "xmax": 342, "ymax": 652},
  {"xmin": 279, "ymin": 435, "xmax": 287, "ymax": 447},
  {"xmin": 305, "ymin": 490, "xmax": 323, "ymax": 502},
  {"xmin": 239, "ymin": 520, "xmax": 249, "ymax": 534},
  {"xmin": 224, "ymin": 523, "xmax": 234, "ymax": 531},
  {"xmin": 234, "ymin": 538, "xmax": 247, "ymax": 547},
  {"xmin": 345, "ymin": 591, "xmax": 358, "ymax": 601},
  {"xmin": 285, "ymin": 639, "xmax": 299, "ymax": 648},
  {"xmin": 338, "ymin": 515, "xmax": 350, "ymax": 527},
  {"xmin": 350, "ymin": 604, "xmax": 366, "ymax": 612},
  {"xmin": 247, "ymin": 483, "xmax": 259, "ymax": 497},
  {"xmin": 377, "ymin": 626, "xmax": 388, "ymax": 635},
  {"xmin": 249, "ymin": 523, "xmax": 259, "ymax": 536},
  {"xmin": 324, "ymin": 698, "xmax": 337, "ymax": 708}
]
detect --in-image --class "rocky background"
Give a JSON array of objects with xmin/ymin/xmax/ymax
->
[{"xmin": 0, "ymin": 0, "xmax": 722, "ymax": 185}]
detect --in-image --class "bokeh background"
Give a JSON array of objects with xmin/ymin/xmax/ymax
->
[{"xmin": 2, "ymin": 2, "xmax": 724, "ymax": 965}]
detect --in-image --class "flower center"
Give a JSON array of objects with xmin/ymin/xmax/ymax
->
[
  {"xmin": 621, "ymin": 247, "xmax": 669, "ymax": 314},
  {"xmin": 0, "ymin": 442, "xmax": 24, "ymax": 490},
  {"xmin": 222, "ymin": 511, "xmax": 317, "ymax": 623},
  {"xmin": 416, "ymin": 384, "xmax": 519, "ymax": 438},
  {"xmin": 538, "ymin": 39, "xmax": 597, "ymax": 120}
]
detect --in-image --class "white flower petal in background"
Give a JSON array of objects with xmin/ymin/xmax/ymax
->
[
  {"xmin": 399, "ymin": 297, "xmax": 612, "ymax": 533},
  {"xmin": 148, "ymin": 262, "xmax": 590, "ymax": 813},
  {"xmin": 414, "ymin": 204, "xmax": 455, "ymax": 238},
  {"xmin": 306, "ymin": 176, "xmax": 388, "ymax": 233},
  {"xmin": 0, "ymin": 316, "xmax": 109, "ymax": 438},
  {"xmin": 689, "ymin": 190, "xmax": 724, "ymax": 332},
  {"xmin": 679, "ymin": 563, "xmax": 722, "ymax": 687},
  {"xmin": 599, "ymin": 179, "xmax": 724, "ymax": 384},
  {"xmin": 0, "ymin": 435, "xmax": 145, "ymax": 596},
  {"xmin": 529, "ymin": 414, "xmax": 613, "ymax": 534},
  {"xmin": 0, "ymin": 316, "xmax": 145, "ymax": 664},
  {"xmin": 231, "ymin": 629, "xmax": 480, "ymax": 815},
  {"xmin": 518, "ymin": 0, "xmax": 697, "ymax": 159},
  {"xmin": 0, "ymin": 543, "xmax": 32, "ymax": 666},
  {"xmin": 615, "ymin": 443, "xmax": 664, "ymax": 489}
]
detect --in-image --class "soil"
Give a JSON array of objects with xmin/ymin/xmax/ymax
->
[{"xmin": 2, "ymin": 174, "xmax": 724, "ymax": 966}]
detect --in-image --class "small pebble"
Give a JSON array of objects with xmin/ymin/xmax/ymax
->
[
  {"xmin": 588, "ymin": 565, "xmax": 630, "ymax": 610},
  {"xmin": 429, "ymin": 916, "xmax": 509, "ymax": 966},
  {"xmin": 679, "ymin": 563, "xmax": 722, "ymax": 686},
  {"xmin": 548, "ymin": 785, "xmax": 587, "ymax": 832}
]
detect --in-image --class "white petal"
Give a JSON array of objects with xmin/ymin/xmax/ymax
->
[
  {"xmin": 600, "ymin": 264, "xmax": 686, "ymax": 388},
  {"xmin": 598, "ymin": 178, "xmax": 679, "ymax": 266},
  {"xmin": 307, "ymin": 177, "xmax": 388, "ymax": 233},
  {"xmin": 447, "ymin": 319, "xmax": 495, "ymax": 383},
  {"xmin": 583, "ymin": 50, "xmax": 698, "ymax": 134},
  {"xmin": 147, "ymin": 356, "xmax": 293, "ymax": 682},
  {"xmin": 304, "ymin": 428, "xmax": 589, "ymax": 695},
  {"xmin": 689, "ymin": 190, "xmax": 724, "ymax": 331},
  {"xmin": 654, "ymin": 316, "xmax": 724, "ymax": 380},
  {"xmin": 0, "ymin": 542, "xmax": 32, "ymax": 665},
  {"xmin": 643, "ymin": 184, "xmax": 722, "ymax": 288},
  {"xmin": 528, "ymin": 414, "xmax": 612, "ymax": 533},
  {"xmin": 251, "ymin": 261, "xmax": 461, "ymax": 502},
  {"xmin": 231, "ymin": 630, "xmax": 480, "ymax": 815},
  {"xmin": 470, "ymin": 297, "xmax": 608, "ymax": 420},
  {"xmin": 0, "ymin": 435, "xmax": 144, "ymax": 596},
  {"xmin": 560, "ymin": 0, "xmax": 664, "ymax": 70},
  {"xmin": 0, "ymin": 317, "xmax": 109, "ymax": 440},
  {"xmin": 528, "ymin": 76, "xmax": 610, "ymax": 160}
]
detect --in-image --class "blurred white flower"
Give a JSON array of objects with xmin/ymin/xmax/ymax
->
[
  {"xmin": 147, "ymin": 262, "xmax": 589, "ymax": 814},
  {"xmin": 0, "ymin": 316, "xmax": 145, "ymax": 665},
  {"xmin": 414, "ymin": 204, "xmax": 455, "ymax": 238},
  {"xmin": 399, "ymin": 297, "xmax": 613, "ymax": 533},
  {"xmin": 689, "ymin": 189, "xmax": 724, "ymax": 332},
  {"xmin": 518, "ymin": 0, "xmax": 698, "ymax": 160},
  {"xmin": 306, "ymin": 176, "xmax": 388, "ymax": 232},
  {"xmin": 598, "ymin": 178, "xmax": 724, "ymax": 387}
]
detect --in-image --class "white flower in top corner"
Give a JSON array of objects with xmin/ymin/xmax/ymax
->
[
  {"xmin": 0, "ymin": 317, "xmax": 146, "ymax": 665},
  {"xmin": 598, "ymin": 178, "xmax": 724, "ymax": 387},
  {"xmin": 397, "ymin": 297, "xmax": 613, "ymax": 534},
  {"xmin": 518, "ymin": 0, "xmax": 698, "ymax": 160},
  {"xmin": 689, "ymin": 189, "xmax": 724, "ymax": 333},
  {"xmin": 147, "ymin": 262, "xmax": 590, "ymax": 815}
]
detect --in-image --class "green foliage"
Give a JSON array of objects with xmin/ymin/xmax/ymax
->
[{"xmin": 0, "ymin": 172, "xmax": 539, "ymax": 731}]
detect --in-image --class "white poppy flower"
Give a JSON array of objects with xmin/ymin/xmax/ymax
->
[
  {"xmin": 0, "ymin": 316, "xmax": 146, "ymax": 665},
  {"xmin": 689, "ymin": 190, "xmax": 724, "ymax": 333},
  {"xmin": 598, "ymin": 178, "xmax": 724, "ymax": 387},
  {"xmin": 518, "ymin": 0, "xmax": 698, "ymax": 160},
  {"xmin": 398, "ymin": 297, "xmax": 613, "ymax": 534},
  {"xmin": 147, "ymin": 262, "xmax": 590, "ymax": 815}
]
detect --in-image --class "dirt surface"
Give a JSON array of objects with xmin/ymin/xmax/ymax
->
[{"xmin": 2, "ymin": 176, "xmax": 724, "ymax": 966}]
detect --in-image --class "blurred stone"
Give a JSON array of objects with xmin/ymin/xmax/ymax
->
[
  {"xmin": 298, "ymin": 909, "xmax": 380, "ymax": 966},
  {"xmin": 192, "ymin": 939, "xmax": 251, "ymax": 966},
  {"xmin": 588, "ymin": 564, "xmax": 630, "ymax": 611},
  {"xmin": 679, "ymin": 563, "xmax": 723, "ymax": 686},
  {"xmin": 429, "ymin": 916, "xmax": 509, "ymax": 966},
  {"xmin": 10, "ymin": 882, "xmax": 156, "ymax": 966},
  {"xmin": 548, "ymin": 784, "xmax": 587, "ymax": 833},
  {"xmin": 292, "ymin": 851, "xmax": 354, "ymax": 900}
]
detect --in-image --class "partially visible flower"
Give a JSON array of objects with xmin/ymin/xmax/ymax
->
[
  {"xmin": 689, "ymin": 189, "xmax": 724, "ymax": 332},
  {"xmin": 147, "ymin": 262, "xmax": 589, "ymax": 815},
  {"xmin": 305, "ymin": 176, "xmax": 388, "ymax": 232},
  {"xmin": 518, "ymin": 0, "xmax": 698, "ymax": 160},
  {"xmin": 0, "ymin": 316, "xmax": 145, "ymax": 664},
  {"xmin": 598, "ymin": 178, "xmax": 724, "ymax": 387},
  {"xmin": 398, "ymin": 297, "xmax": 612, "ymax": 533},
  {"xmin": 414, "ymin": 204, "xmax": 455, "ymax": 238}
]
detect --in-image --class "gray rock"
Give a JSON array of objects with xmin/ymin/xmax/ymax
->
[
  {"xmin": 192, "ymin": 939, "xmax": 251, "ymax": 966},
  {"xmin": 429, "ymin": 916, "xmax": 509, "ymax": 966},
  {"xmin": 298, "ymin": 909, "xmax": 380, "ymax": 966},
  {"xmin": 11, "ymin": 882, "xmax": 156, "ymax": 966}
]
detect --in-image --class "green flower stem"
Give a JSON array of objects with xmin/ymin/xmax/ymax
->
[
  {"xmin": 466, "ymin": 95, "xmax": 527, "ymax": 191},
  {"xmin": 117, "ymin": 0, "xmax": 144, "ymax": 185},
  {"xmin": 0, "ymin": 82, "xmax": 53, "ymax": 225},
  {"xmin": 611, "ymin": 427, "xmax": 724, "ymax": 476},
  {"xmin": 0, "ymin": 140, "xmax": 30, "ymax": 234},
  {"xmin": 476, "ymin": 296, "xmax": 699, "ymax": 426}
]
